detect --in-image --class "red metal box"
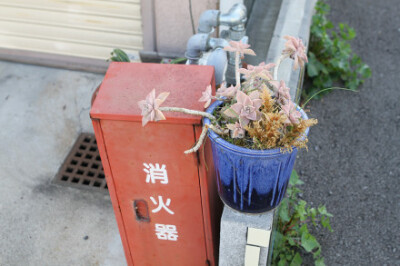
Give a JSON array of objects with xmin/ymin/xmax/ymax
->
[{"xmin": 90, "ymin": 62, "xmax": 221, "ymax": 266}]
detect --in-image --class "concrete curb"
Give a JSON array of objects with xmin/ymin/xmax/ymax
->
[{"xmin": 219, "ymin": 207, "xmax": 275, "ymax": 266}]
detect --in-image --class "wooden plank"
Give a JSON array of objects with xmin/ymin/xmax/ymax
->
[
  {"xmin": 0, "ymin": 0, "xmax": 143, "ymax": 65},
  {"xmin": 0, "ymin": 21, "xmax": 143, "ymax": 49},
  {"xmin": 96, "ymin": 0, "xmax": 139, "ymax": 3},
  {"xmin": 0, "ymin": 0, "xmax": 141, "ymax": 19},
  {"xmin": 0, "ymin": 6, "xmax": 142, "ymax": 34},
  {"xmin": 0, "ymin": 35, "xmax": 140, "ymax": 60}
]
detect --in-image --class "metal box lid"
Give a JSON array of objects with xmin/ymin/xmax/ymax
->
[{"xmin": 90, "ymin": 62, "xmax": 215, "ymax": 125}]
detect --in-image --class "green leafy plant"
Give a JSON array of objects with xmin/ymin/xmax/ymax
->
[
  {"xmin": 305, "ymin": 0, "xmax": 371, "ymax": 99},
  {"xmin": 272, "ymin": 170, "xmax": 333, "ymax": 266},
  {"xmin": 161, "ymin": 57, "xmax": 187, "ymax": 64},
  {"xmin": 109, "ymin": 48, "xmax": 131, "ymax": 62}
]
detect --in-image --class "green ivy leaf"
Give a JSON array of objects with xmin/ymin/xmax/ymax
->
[
  {"xmin": 315, "ymin": 257, "xmax": 326, "ymax": 266},
  {"xmin": 310, "ymin": 207, "xmax": 317, "ymax": 225},
  {"xmin": 312, "ymin": 26, "xmax": 324, "ymax": 39},
  {"xmin": 290, "ymin": 252, "xmax": 302, "ymax": 266},
  {"xmin": 321, "ymin": 216, "xmax": 333, "ymax": 232},
  {"xmin": 289, "ymin": 170, "xmax": 304, "ymax": 186},
  {"xmin": 301, "ymin": 232, "xmax": 320, "ymax": 252},
  {"xmin": 307, "ymin": 61, "xmax": 319, "ymax": 77},
  {"xmin": 299, "ymin": 223, "xmax": 308, "ymax": 235},
  {"xmin": 351, "ymin": 55, "xmax": 362, "ymax": 65},
  {"xmin": 296, "ymin": 200, "xmax": 308, "ymax": 221},
  {"xmin": 348, "ymin": 27, "xmax": 356, "ymax": 39},
  {"xmin": 325, "ymin": 21, "xmax": 334, "ymax": 29},
  {"xmin": 318, "ymin": 206, "xmax": 333, "ymax": 217},
  {"xmin": 278, "ymin": 258, "xmax": 287, "ymax": 266},
  {"xmin": 358, "ymin": 64, "xmax": 372, "ymax": 78},
  {"xmin": 279, "ymin": 199, "xmax": 291, "ymax": 222},
  {"xmin": 346, "ymin": 80, "xmax": 358, "ymax": 91},
  {"xmin": 287, "ymin": 236, "xmax": 297, "ymax": 246}
]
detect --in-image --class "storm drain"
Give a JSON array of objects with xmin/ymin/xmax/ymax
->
[{"xmin": 53, "ymin": 133, "xmax": 108, "ymax": 192}]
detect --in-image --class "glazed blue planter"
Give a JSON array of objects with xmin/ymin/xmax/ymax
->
[{"xmin": 204, "ymin": 101, "xmax": 309, "ymax": 213}]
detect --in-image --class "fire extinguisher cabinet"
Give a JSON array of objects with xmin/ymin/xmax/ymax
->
[{"xmin": 90, "ymin": 62, "xmax": 222, "ymax": 266}]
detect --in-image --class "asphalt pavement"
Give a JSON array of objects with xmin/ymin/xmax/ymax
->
[{"xmin": 296, "ymin": 0, "xmax": 400, "ymax": 265}]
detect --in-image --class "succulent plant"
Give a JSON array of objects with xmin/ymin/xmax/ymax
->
[{"xmin": 138, "ymin": 36, "xmax": 317, "ymax": 153}]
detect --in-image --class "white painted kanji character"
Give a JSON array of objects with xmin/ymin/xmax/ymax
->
[
  {"xmin": 155, "ymin": 224, "xmax": 178, "ymax": 241},
  {"xmin": 150, "ymin": 196, "xmax": 174, "ymax": 215},
  {"xmin": 143, "ymin": 163, "xmax": 168, "ymax": 184}
]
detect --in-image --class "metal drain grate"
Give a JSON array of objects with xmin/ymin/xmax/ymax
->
[{"xmin": 53, "ymin": 133, "xmax": 108, "ymax": 191}]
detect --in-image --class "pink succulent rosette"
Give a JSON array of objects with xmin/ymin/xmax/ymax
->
[
  {"xmin": 282, "ymin": 35, "xmax": 308, "ymax": 70},
  {"xmin": 280, "ymin": 100, "xmax": 301, "ymax": 125},
  {"xmin": 224, "ymin": 40, "xmax": 256, "ymax": 58},
  {"xmin": 226, "ymin": 122, "xmax": 245, "ymax": 139},
  {"xmin": 198, "ymin": 85, "xmax": 213, "ymax": 108},
  {"xmin": 239, "ymin": 62, "xmax": 275, "ymax": 80},
  {"xmin": 224, "ymin": 90, "xmax": 263, "ymax": 126},
  {"xmin": 138, "ymin": 89, "xmax": 169, "ymax": 126},
  {"xmin": 216, "ymin": 84, "xmax": 238, "ymax": 98},
  {"xmin": 275, "ymin": 80, "xmax": 291, "ymax": 104}
]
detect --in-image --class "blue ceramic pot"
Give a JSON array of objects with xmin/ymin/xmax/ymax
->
[{"xmin": 204, "ymin": 101, "xmax": 309, "ymax": 213}]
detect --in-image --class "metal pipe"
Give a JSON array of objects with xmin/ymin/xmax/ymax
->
[
  {"xmin": 208, "ymin": 38, "xmax": 230, "ymax": 49},
  {"xmin": 197, "ymin": 4, "xmax": 247, "ymax": 36},
  {"xmin": 206, "ymin": 48, "xmax": 228, "ymax": 85},
  {"xmin": 219, "ymin": 4, "xmax": 247, "ymax": 30},
  {"xmin": 185, "ymin": 33, "xmax": 210, "ymax": 65},
  {"xmin": 198, "ymin": 10, "xmax": 220, "ymax": 33},
  {"xmin": 192, "ymin": 3, "xmax": 248, "ymax": 84}
]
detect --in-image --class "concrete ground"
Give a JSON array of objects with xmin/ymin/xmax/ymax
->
[
  {"xmin": 0, "ymin": 61, "xmax": 126, "ymax": 266},
  {"xmin": 296, "ymin": 0, "xmax": 400, "ymax": 265}
]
